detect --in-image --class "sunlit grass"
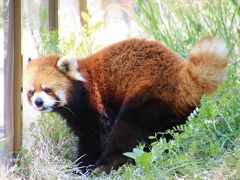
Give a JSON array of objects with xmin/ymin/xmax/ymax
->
[{"xmin": 133, "ymin": 0, "xmax": 239, "ymax": 59}]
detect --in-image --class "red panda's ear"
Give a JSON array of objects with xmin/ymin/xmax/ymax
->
[
  {"xmin": 57, "ymin": 55, "xmax": 77, "ymax": 73},
  {"xmin": 57, "ymin": 55, "xmax": 85, "ymax": 81},
  {"xmin": 60, "ymin": 61, "xmax": 69, "ymax": 72}
]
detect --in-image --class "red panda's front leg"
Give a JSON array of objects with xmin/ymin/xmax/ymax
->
[
  {"xmin": 96, "ymin": 93, "xmax": 183, "ymax": 173},
  {"xmin": 76, "ymin": 133, "xmax": 102, "ymax": 174}
]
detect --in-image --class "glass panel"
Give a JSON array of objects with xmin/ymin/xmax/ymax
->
[
  {"xmin": 88, "ymin": 0, "xmax": 138, "ymax": 46},
  {"xmin": 59, "ymin": 0, "xmax": 80, "ymax": 33},
  {"xmin": 0, "ymin": 0, "xmax": 4, "ymax": 139},
  {"xmin": 58, "ymin": 0, "xmax": 138, "ymax": 56},
  {"xmin": 22, "ymin": 0, "xmax": 48, "ymax": 63},
  {"xmin": 0, "ymin": 0, "xmax": 9, "ymax": 163},
  {"xmin": 22, "ymin": 0, "xmax": 49, "ymax": 147}
]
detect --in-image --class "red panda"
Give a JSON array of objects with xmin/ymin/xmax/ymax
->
[{"xmin": 24, "ymin": 37, "xmax": 228, "ymax": 173}]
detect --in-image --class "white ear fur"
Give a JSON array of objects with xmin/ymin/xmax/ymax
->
[{"xmin": 57, "ymin": 55, "xmax": 85, "ymax": 81}]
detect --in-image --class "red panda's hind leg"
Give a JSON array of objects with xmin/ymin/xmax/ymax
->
[{"xmin": 96, "ymin": 93, "xmax": 183, "ymax": 173}]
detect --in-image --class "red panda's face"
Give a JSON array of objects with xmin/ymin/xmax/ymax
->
[{"xmin": 24, "ymin": 55, "xmax": 78, "ymax": 112}]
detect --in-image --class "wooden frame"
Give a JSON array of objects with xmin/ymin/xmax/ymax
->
[
  {"xmin": 49, "ymin": 0, "xmax": 58, "ymax": 31},
  {"xmin": 4, "ymin": 0, "xmax": 22, "ymax": 159},
  {"xmin": 13, "ymin": 0, "xmax": 22, "ymax": 153}
]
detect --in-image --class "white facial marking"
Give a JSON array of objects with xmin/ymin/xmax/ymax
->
[
  {"xmin": 40, "ymin": 107, "xmax": 53, "ymax": 112},
  {"xmin": 28, "ymin": 86, "xmax": 35, "ymax": 91},
  {"xmin": 31, "ymin": 91, "xmax": 57, "ymax": 112},
  {"xmin": 41, "ymin": 83, "xmax": 46, "ymax": 89},
  {"xmin": 55, "ymin": 90, "xmax": 67, "ymax": 106},
  {"xmin": 69, "ymin": 71, "xmax": 85, "ymax": 81}
]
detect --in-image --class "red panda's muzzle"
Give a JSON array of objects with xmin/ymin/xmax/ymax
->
[{"xmin": 30, "ymin": 91, "xmax": 59, "ymax": 113}]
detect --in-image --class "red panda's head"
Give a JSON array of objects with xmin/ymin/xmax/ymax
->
[{"xmin": 24, "ymin": 55, "xmax": 85, "ymax": 112}]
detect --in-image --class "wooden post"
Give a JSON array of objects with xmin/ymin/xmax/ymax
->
[
  {"xmin": 13, "ymin": 0, "xmax": 22, "ymax": 153},
  {"xmin": 79, "ymin": 0, "xmax": 88, "ymax": 26},
  {"xmin": 4, "ymin": 0, "xmax": 14, "ymax": 160},
  {"xmin": 49, "ymin": 0, "xmax": 58, "ymax": 31},
  {"xmin": 4, "ymin": 0, "xmax": 22, "ymax": 160}
]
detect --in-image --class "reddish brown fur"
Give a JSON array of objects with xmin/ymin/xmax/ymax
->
[
  {"xmin": 77, "ymin": 38, "xmax": 226, "ymax": 116},
  {"xmin": 78, "ymin": 39, "xmax": 184, "ymax": 115},
  {"xmin": 24, "ymin": 37, "xmax": 228, "ymax": 173}
]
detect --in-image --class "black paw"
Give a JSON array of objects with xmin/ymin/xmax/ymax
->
[
  {"xmin": 73, "ymin": 165, "xmax": 95, "ymax": 176},
  {"xmin": 96, "ymin": 155, "xmax": 127, "ymax": 174},
  {"xmin": 73, "ymin": 159, "xmax": 96, "ymax": 175}
]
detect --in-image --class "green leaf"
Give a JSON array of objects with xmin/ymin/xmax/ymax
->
[
  {"xmin": 135, "ymin": 151, "xmax": 152, "ymax": 169},
  {"xmin": 91, "ymin": 22, "xmax": 102, "ymax": 30},
  {"xmin": 123, "ymin": 152, "xmax": 138, "ymax": 159}
]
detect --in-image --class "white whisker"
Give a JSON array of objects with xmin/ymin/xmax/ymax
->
[
  {"xmin": 62, "ymin": 105, "xmax": 75, "ymax": 116},
  {"xmin": 53, "ymin": 100, "xmax": 75, "ymax": 116}
]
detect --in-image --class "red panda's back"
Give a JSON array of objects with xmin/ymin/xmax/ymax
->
[{"xmin": 80, "ymin": 39, "xmax": 185, "ymax": 104}]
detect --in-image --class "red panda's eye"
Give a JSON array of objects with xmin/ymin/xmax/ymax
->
[
  {"xmin": 44, "ymin": 88, "xmax": 51, "ymax": 93},
  {"xmin": 28, "ymin": 90, "xmax": 34, "ymax": 96}
]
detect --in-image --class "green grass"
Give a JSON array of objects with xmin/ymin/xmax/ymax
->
[{"xmin": 3, "ymin": 0, "xmax": 239, "ymax": 179}]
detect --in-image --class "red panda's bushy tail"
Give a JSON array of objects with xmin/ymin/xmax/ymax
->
[{"xmin": 185, "ymin": 36, "xmax": 228, "ymax": 95}]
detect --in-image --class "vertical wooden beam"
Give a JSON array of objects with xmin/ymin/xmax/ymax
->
[
  {"xmin": 13, "ymin": 0, "xmax": 22, "ymax": 153},
  {"xmin": 49, "ymin": 0, "xmax": 58, "ymax": 31},
  {"xmin": 4, "ymin": 0, "xmax": 22, "ymax": 161},
  {"xmin": 4, "ymin": 0, "xmax": 14, "ymax": 159},
  {"xmin": 79, "ymin": 0, "xmax": 88, "ymax": 26}
]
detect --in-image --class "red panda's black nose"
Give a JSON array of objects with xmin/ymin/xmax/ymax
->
[{"xmin": 35, "ymin": 98, "xmax": 43, "ymax": 107}]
